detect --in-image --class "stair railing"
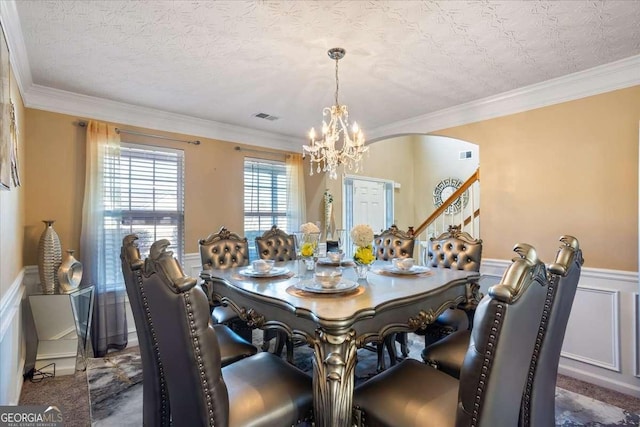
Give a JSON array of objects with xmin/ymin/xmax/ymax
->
[{"xmin": 413, "ymin": 168, "xmax": 480, "ymax": 265}]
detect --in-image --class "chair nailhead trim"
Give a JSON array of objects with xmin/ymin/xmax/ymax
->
[
  {"xmin": 470, "ymin": 303, "xmax": 504, "ymax": 427},
  {"xmin": 135, "ymin": 272, "xmax": 171, "ymax": 426},
  {"xmin": 521, "ymin": 275, "xmax": 557, "ymax": 426},
  {"xmin": 183, "ymin": 292, "xmax": 215, "ymax": 426}
]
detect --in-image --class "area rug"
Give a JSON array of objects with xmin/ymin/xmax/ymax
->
[{"xmin": 87, "ymin": 333, "xmax": 639, "ymax": 426}]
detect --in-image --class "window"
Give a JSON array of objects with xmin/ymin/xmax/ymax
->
[
  {"xmin": 103, "ymin": 143, "xmax": 185, "ymax": 289},
  {"xmin": 243, "ymin": 158, "xmax": 288, "ymax": 259}
]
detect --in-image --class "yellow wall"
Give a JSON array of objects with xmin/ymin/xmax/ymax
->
[
  {"xmin": 437, "ymin": 85, "xmax": 640, "ymax": 271},
  {"xmin": 22, "ymin": 110, "xmax": 297, "ymax": 264},
  {"xmin": 0, "ymin": 63, "xmax": 26, "ymax": 300},
  {"xmin": 20, "ymin": 85, "xmax": 640, "ymax": 272}
]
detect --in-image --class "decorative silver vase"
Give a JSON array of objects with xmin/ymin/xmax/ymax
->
[
  {"xmin": 37, "ymin": 220, "xmax": 62, "ymax": 294},
  {"xmin": 58, "ymin": 249, "xmax": 83, "ymax": 294}
]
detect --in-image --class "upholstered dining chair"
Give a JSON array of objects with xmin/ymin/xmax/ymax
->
[
  {"xmin": 422, "ymin": 236, "xmax": 581, "ymax": 376},
  {"xmin": 373, "ymin": 224, "xmax": 416, "ymax": 261},
  {"xmin": 141, "ymin": 239, "xmax": 313, "ymax": 427},
  {"xmin": 521, "ymin": 235, "xmax": 583, "ymax": 426},
  {"xmin": 255, "ymin": 225, "xmax": 297, "ymax": 262},
  {"xmin": 199, "ymin": 226, "xmax": 252, "ymax": 340},
  {"xmin": 120, "ymin": 235, "xmax": 258, "ymax": 426},
  {"xmin": 255, "ymin": 225, "xmax": 299, "ymax": 359},
  {"xmin": 416, "ymin": 225, "xmax": 483, "ymax": 351},
  {"xmin": 353, "ymin": 243, "xmax": 551, "ymax": 427},
  {"xmin": 421, "ymin": 236, "xmax": 583, "ymax": 427},
  {"xmin": 370, "ymin": 225, "xmax": 416, "ymax": 370}
]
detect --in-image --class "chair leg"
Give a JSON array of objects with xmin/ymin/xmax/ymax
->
[
  {"xmin": 384, "ymin": 334, "xmax": 398, "ymax": 367},
  {"xmin": 376, "ymin": 341, "xmax": 386, "ymax": 372},
  {"xmin": 396, "ymin": 332, "xmax": 409, "ymax": 358},
  {"xmin": 285, "ymin": 337, "xmax": 294, "ymax": 364}
]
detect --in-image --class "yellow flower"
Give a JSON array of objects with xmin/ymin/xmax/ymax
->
[
  {"xmin": 301, "ymin": 242, "xmax": 316, "ymax": 257},
  {"xmin": 354, "ymin": 245, "xmax": 375, "ymax": 265}
]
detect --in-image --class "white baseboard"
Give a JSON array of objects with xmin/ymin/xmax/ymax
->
[{"xmin": 558, "ymin": 364, "xmax": 640, "ymax": 397}]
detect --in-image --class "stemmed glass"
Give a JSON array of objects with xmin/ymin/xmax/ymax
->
[{"xmin": 335, "ymin": 229, "xmax": 346, "ymax": 269}]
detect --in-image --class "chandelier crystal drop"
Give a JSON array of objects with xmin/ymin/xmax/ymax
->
[{"xmin": 303, "ymin": 47, "xmax": 368, "ymax": 180}]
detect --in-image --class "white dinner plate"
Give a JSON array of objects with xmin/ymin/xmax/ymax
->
[
  {"xmin": 239, "ymin": 267, "xmax": 289, "ymax": 278},
  {"xmin": 382, "ymin": 265, "xmax": 431, "ymax": 275},
  {"xmin": 295, "ymin": 278, "xmax": 359, "ymax": 294}
]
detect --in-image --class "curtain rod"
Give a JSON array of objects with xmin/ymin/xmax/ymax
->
[
  {"xmin": 234, "ymin": 146, "xmax": 291, "ymax": 158},
  {"xmin": 78, "ymin": 121, "xmax": 201, "ymax": 145}
]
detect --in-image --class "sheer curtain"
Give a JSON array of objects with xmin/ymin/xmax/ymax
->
[
  {"xmin": 79, "ymin": 120, "xmax": 128, "ymax": 356},
  {"xmin": 286, "ymin": 153, "xmax": 306, "ymax": 232}
]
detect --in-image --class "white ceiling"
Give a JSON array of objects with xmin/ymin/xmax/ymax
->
[{"xmin": 6, "ymin": 0, "xmax": 640, "ymax": 147}]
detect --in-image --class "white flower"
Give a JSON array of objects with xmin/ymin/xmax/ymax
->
[
  {"xmin": 300, "ymin": 222, "xmax": 320, "ymax": 234},
  {"xmin": 350, "ymin": 224, "xmax": 374, "ymax": 247}
]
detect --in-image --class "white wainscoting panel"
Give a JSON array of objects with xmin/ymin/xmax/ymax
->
[
  {"xmin": 561, "ymin": 286, "xmax": 620, "ymax": 371},
  {"xmin": 184, "ymin": 253, "xmax": 202, "ymax": 281},
  {"xmin": 0, "ymin": 270, "xmax": 25, "ymax": 405},
  {"xmin": 635, "ymin": 293, "xmax": 639, "ymax": 378}
]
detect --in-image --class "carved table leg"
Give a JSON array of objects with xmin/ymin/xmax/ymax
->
[{"xmin": 312, "ymin": 329, "xmax": 358, "ymax": 427}]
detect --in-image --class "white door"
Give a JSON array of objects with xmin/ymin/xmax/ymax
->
[{"xmin": 353, "ymin": 179, "xmax": 386, "ymax": 234}]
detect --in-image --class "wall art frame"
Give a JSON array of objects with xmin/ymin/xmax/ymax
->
[{"xmin": 0, "ymin": 19, "xmax": 11, "ymax": 190}]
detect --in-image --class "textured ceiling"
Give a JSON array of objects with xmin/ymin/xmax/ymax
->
[{"xmin": 13, "ymin": 0, "xmax": 640, "ymax": 140}]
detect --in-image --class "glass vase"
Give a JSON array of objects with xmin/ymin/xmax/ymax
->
[
  {"xmin": 354, "ymin": 263, "xmax": 370, "ymax": 280},
  {"xmin": 303, "ymin": 257, "xmax": 316, "ymax": 270}
]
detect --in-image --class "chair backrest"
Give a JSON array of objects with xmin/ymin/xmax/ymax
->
[
  {"xmin": 120, "ymin": 235, "xmax": 170, "ymax": 426},
  {"xmin": 521, "ymin": 236, "xmax": 583, "ymax": 427},
  {"xmin": 373, "ymin": 225, "xmax": 415, "ymax": 260},
  {"xmin": 456, "ymin": 243, "xmax": 550, "ymax": 427},
  {"xmin": 143, "ymin": 239, "xmax": 230, "ymax": 427},
  {"xmin": 427, "ymin": 225, "xmax": 482, "ymax": 272},
  {"xmin": 255, "ymin": 225, "xmax": 296, "ymax": 261},
  {"xmin": 199, "ymin": 226, "xmax": 250, "ymax": 270}
]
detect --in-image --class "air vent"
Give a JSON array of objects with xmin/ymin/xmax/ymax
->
[
  {"xmin": 253, "ymin": 112, "xmax": 279, "ymax": 121},
  {"xmin": 459, "ymin": 150, "xmax": 473, "ymax": 160}
]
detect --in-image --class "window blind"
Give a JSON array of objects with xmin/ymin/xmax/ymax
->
[
  {"xmin": 103, "ymin": 143, "xmax": 185, "ymax": 289},
  {"xmin": 243, "ymin": 158, "xmax": 288, "ymax": 259}
]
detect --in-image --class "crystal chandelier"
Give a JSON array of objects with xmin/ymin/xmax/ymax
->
[{"xmin": 303, "ymin": 47, "xmax": 368, "ymax": 180}]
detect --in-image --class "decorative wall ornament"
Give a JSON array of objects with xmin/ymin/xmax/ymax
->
[
  {"xmin": 433, "ymin": 177, "xmax": 469, "ymax": 214},
  {"xmin": 37, "ymin": 220, "xmax": 62, "ymax": 294}
]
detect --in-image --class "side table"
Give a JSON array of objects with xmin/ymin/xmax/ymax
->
[{"xmin": 29, "ymin": 286, "xmax": 94, "ymax": 375}]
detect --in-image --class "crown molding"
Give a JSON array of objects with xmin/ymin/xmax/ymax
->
[
  {"xmin": 24, "ymin": 84, "xmax": 300, "ymax": 151},
  {"xmin": 369, "ymin": 54, "xmax": 640, "ymax": 140},
  {"xmin": 0, "ymin": 0, "xmax": 33, "ymax": 97}
]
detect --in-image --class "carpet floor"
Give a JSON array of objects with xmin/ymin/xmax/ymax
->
[
  {"xmin": 88, "ymin": 332, "xmax": 640, "ymax": 426},
  {"xmin": 20, "ymin": 332, "xmax": 640, "ymax": 426}
]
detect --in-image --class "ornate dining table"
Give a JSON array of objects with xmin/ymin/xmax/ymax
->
[{"xmin": 202, "ymin": 260, "xmax": 481, "ymax": 427}]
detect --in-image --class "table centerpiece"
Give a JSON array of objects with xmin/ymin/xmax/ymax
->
[{"xmin": 350, "ymin": 224, "xmax": 375, "ymax": 279}]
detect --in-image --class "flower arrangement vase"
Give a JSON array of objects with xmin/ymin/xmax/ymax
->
[
  {"xmin": 37, "ymin": 220, "xmax": 62, "ymax": 294},
  {"xmin": 354, "ymin": 263, "xmax": 370, "ymax": 280}
]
